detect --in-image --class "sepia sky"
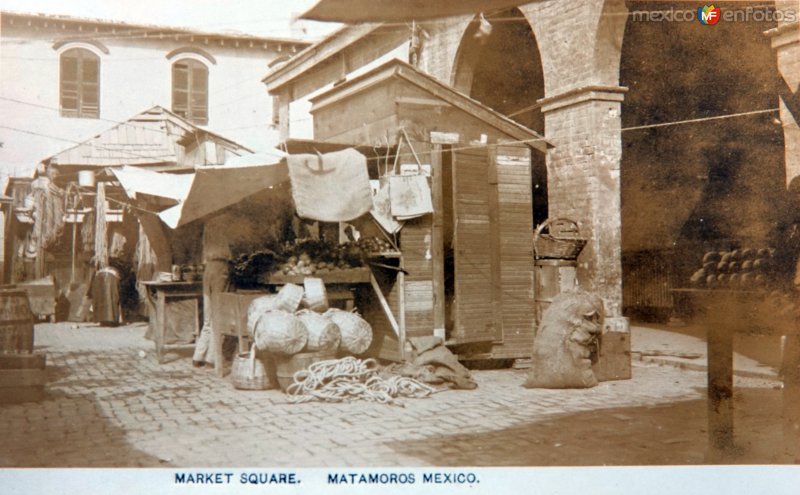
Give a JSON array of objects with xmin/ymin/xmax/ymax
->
[{"xmin": 0, "ymin": 0, "xmax": 340, "ymax": 40}]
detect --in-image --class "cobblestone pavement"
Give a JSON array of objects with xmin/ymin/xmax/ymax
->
[{"xmin": 0, "ymin": 322, "xmax": 789, "ymax": 467}]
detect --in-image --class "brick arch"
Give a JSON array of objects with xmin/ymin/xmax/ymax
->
[
  {"xmin": 593, "ymin": 0, "xmax": 628, "ymax": 86},
  {"xmin": 449, "ymin": 7, "xmax": 549, "ymax": 226},
  {"xmin": 450, "ymin": 8, "xmax": 545, "ymax": 132}
]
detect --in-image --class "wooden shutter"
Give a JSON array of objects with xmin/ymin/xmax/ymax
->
[
  {"xmin": 60, "ymin": 49, "xmax": 99, "ymax": 118},
  {"xmin": 172, "ymin": 62, "xmax": 190, "ymax": 119},
  {"xmin": 80, "ymin": 55, "xmax": 99, "ymax": 117},
  {"xmin": 450, "ymin": 147, "xmax": 497, "ymax": 344},
  {"xmin": 190, "ymin": 63, "xmax": 208, "ymax": 124},
  {"xmin": 172, "ymin": 60, "xmax": 208, "ymax": 125}
]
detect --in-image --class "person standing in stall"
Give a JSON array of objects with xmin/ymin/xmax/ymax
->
[{"xmin": 192, "ymin": 213, "xmax": 233, "ymax": 368}]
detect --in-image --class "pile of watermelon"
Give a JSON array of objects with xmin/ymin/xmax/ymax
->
[{"xmin": 689, "ymin": 248, "xmax": 777, "ymax": 289}]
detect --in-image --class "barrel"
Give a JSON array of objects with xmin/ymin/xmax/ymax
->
[
  {"xmin": 0, "ymin": 289, "xmax": 34, "ymax": 354},
  {"xmin": 534, "ymin": 259, "xmax": 577, "ymax": 323},
  {"xmin": 275, "ymin": 350, "xmax": 337, "ymax": 392}
]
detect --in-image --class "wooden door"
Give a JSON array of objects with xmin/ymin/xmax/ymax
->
[
  {"xmin": 450, "ymin": 147, "xmax": 498, "ymax": 344},
  {"xmin": 493, "ymin": 145, "xmax": 536, "ymax": 357}
]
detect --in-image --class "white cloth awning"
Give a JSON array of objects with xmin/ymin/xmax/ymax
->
[
  {"xmin": 112, "ymin": 153, "xmax": 289, "ymax": 229},
  {"xmin": 113, "ymin": 165, "xmax": 193, "ymax": 203},
  {"xmin": 300, "ymin": 0, "xmax": 531, "ymax": 22}
]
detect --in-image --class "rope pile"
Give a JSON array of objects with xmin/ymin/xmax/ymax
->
[{"xmin": 286, "ymin": 356, "xmax": 436, "ymax": 406}]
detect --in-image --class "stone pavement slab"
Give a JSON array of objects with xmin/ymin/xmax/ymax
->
[{"xmin": 0, "ymin": 322, "xmax": 788, "ymax": 467}]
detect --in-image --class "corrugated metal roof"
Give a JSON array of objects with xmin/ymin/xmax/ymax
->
[{"xmin": 44, "ymin": 106, "xmax": 251, "ymax": 168}]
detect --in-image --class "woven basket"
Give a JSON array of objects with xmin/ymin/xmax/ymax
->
[
  {"xmin": 324, "ymin": 308, "xmax": 372, "ymax": 355},
  {"xmin": 246, "ymin": 294, "xmax": 279, "ymax": 337},
  {"xmin": 253, "ymin": 310, "xmax": 308, "ymax": 355},
  {"xmin": 296, "ymin": 309, "xmax": 340, "ymax": 352},
  {"xmin": 533, "ymin": 218, "xmax": 587, "ymax": 260},
  {"xmin": 301, "ymin": 277, "xmax": 329, "ymax": 312},
  {"xmin": 231, "ymin": 344, "xmax": 276, "ymax": 390},
  {"xmin": 276, "ymin": 283, "xmax": 304, "ymax": 312}
]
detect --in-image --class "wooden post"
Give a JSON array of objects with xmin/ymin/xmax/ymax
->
[
  {"xmin": 707, "ymin": 322, "xmax": 734, "ymax": 460},
  {"xmin": 398, "ymin": 265, "xmax": 406, "ymax": 360},
  {"xmin": 431, "ymin": 144, "xmax": 445, "ymax": 340},
  {"xmin": 783, "ymin": 329, "xmax": 800, "ymax": 461},
  {"xmin": 276, "ymin": 89, "xmax": 292, "ymax": 143}
]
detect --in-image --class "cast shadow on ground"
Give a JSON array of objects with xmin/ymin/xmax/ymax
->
[
  {"xmin": 389, "ymin": 387, "xmax": 791, "ymax": 466},
  {"xmin": 0, "ymin": 350, "xmax": 187, "ymax": 467}
]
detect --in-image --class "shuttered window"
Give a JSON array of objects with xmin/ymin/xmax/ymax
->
[
  {"xmin": 60, "ymin": 48, "xmax": 100, "ymax": 118},
  {"xmin": 172, "ymin": 59, "xmax": 208, "ymax": 125}
]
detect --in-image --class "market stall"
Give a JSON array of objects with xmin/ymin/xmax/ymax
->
[{"xmin": 301, "ymin": 58, "xmax": 551, "ymax": 363}]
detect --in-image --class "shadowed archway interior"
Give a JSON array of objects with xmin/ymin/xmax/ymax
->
[{"xmin": 453, "ymin": 8, "xmax": 548, "ymax": 227}]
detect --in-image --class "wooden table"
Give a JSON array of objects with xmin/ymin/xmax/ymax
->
[
  {"xmin": 142, "ymin": 281, "xmax": 202, "ymax": 364},
  {"xmin": 675, "ymin": 288, "xmax": 800, "ymax": 461}
]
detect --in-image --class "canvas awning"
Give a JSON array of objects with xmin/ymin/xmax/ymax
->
[
  {"xmin": 112, "ymin": 153, "xmax": 289, "ymax": 229},
  {"xmin": 300, "ymin": 0, "xmax": 532, "ymax": 22}
]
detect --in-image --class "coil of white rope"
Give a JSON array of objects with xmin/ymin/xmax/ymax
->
[{"xmin": 285, "ymin": 356, "xmax": 436, "ymax": 406}]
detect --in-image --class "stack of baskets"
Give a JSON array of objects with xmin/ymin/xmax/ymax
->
[{"xmin": 241, "ymin": 279, "xmax": 374, "ymax": 392}]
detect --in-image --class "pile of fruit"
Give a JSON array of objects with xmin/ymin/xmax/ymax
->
[
  {"xmin": 230, "ymin": 237, "xmax": 400, "ymax": 285},
  {"xmin": 356, "ymin": 236, "xmax": 395, "ymax": 255},
  {"xmin": 277, "ymin": 252, "xmax": 360, "ymax": 276},
  {"xmin": 689, "ymin": 248, "xmax": 777, "ymax": 289},
  {"xmin": 273, "ymin": 237, "xmax": 398, "ymax": 277}
]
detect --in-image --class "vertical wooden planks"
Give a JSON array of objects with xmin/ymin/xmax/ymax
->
[
  {"xmin": 451, "ymin": 147, "xmax": 495, "ymax": 344},
  {"xmin": 493, "ymin": 145, "xmax": 536, "ymax": 359}
]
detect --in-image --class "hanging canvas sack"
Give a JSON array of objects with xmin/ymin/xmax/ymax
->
[{"xmin": 286, "ymin": 148, "xmax": 373, "ymax": 222}]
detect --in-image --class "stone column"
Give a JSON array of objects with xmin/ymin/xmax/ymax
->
[
  {"xmin": 539, "ymin": 86, "xmax": 627, "ymax": 309},
  {"xmin": 766, "ymin": 20, "xmax": 800, "ymax": 184}
]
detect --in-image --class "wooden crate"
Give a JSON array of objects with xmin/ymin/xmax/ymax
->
[
  {"xmin": 593, "ymin": 317, "xmax": 632, "ymax": 382},
  {"xmin": 0, "ymin": 353, "xmax": 46, "ymax": 404}
]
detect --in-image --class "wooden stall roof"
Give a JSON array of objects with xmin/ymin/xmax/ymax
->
[
  {"xmin": 41, "ymin": 106, "xmax": 252, "ymax": 169},
  {"xmin": 281, "ymin": 138, "xmax": 391, "ymax": 156},
  {"xmin": 308, "ymin": 59, "xmax": 552, "ymax": 152}
]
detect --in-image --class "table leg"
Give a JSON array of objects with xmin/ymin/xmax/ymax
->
[
  {"xmin": 707, "ymin": 322, "xmax": 734, "ymax": 460},
  {"xmin": 156, "ymin": 291, "xmax": 166, "ymax": 364}
]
